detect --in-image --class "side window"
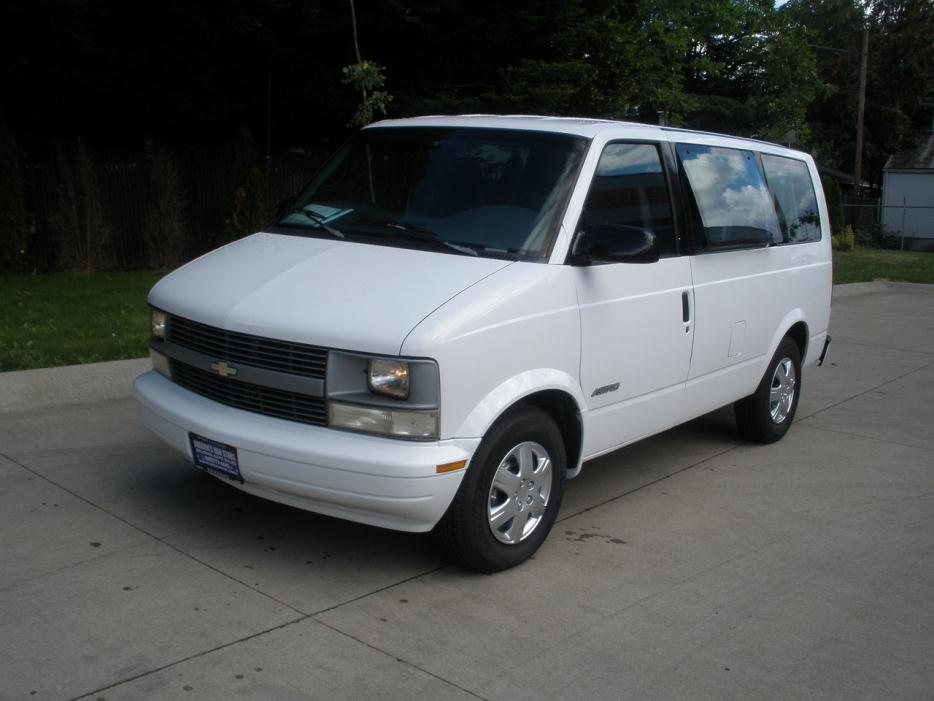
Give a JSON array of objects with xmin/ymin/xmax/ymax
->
[
  {"xmin": 677, "ymin": 143, "xmax": 781, "ymax": 250},
  {"xmin": 761, "ymin": 154, "xmax": 822, "ymax": 243},
  {"xmin": 580, "ymin": 143, "xmax": 675, "ymax": 256}
]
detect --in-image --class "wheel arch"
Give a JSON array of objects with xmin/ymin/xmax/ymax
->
[
  {"xmin": 516, "ymin": 389, "xmax": 584, "ymax": 479},
  {"xmin": 454, "ymin": 370, "xmax": 586, "ymax": 478},
  {"xmin": 785, "ymin": 319, "xmax": 809, "ymax": 361},
  {"xmin": 762, "ymin": 310, "xmax": 809, "ymax": 378}
]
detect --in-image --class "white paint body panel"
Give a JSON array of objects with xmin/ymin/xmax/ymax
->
[
  {"xmin": 684, "ymin": 244, "xmax": 831, "ymax": 419},
  {"xmin": 135, "ymin": 371, "xmax": 478, "ymax": 532},
  {"xmin": 575, "ymin": 257, "xmax": 694, "ymax": 456},
  {"xmin": 148, "ymin": 232, "xmax": 509, "ymax": 356},
  {"xmin": 136, "ymin": 115, "xmax": 833, "ymax": 533},
  {"xmin": 400, "ymin": 262, "xmax": 583, "ymax": 440}
]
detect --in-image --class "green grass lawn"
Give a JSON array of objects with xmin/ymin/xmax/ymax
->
[
  {"xmin": 0, "ymin": 271, "xmax": 163, "ymax": 372},
  {"xmin": 834, "ymin": 248, "xmax": 934, "ymax": 285}
]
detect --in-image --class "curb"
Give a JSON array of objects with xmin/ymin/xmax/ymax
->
[
  {"xmin": 832, "ymin": 280, "xmax": 932, "ymax": 299},
  {"xmin": 0, "ymin": 357, "xmax": 150, "ymax": 414},
  {"xmin": 831, "ymin": 281, "xmax": 890, "ymax": 299}
]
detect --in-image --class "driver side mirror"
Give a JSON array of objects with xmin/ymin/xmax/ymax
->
[{"xmin": 571, "ymin": 224, "xmax": 659, "ymax": 265}]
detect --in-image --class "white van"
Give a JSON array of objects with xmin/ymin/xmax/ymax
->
[{"xmin": 135, "ymin": 115, "xmax": 832, "ymax": 571}]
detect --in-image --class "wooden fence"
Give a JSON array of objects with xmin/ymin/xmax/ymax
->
[{"xmin": 19, "ymin": 137, "xmax": 326, "ymax": 272}]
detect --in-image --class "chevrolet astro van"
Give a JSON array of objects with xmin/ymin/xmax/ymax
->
[{"xmin": 135, "ymin": 115, "xmax": 832, "ymax": 571}]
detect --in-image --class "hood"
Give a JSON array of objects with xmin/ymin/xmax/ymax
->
[{"xmin": 149, "ymin": 232, "xmax": 512, "ymax": 356}]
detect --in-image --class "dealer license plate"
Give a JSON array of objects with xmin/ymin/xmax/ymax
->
[{"xmin": 189, "ymin": 433, "xmax": 243, "ymax": 482}]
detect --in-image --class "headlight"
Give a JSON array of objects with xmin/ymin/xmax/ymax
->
[
  {"xmin": 368, "ymin": 358, "xmax": 410, "ymax": 399},
  {"xmin": 150, "ymin": 308, "xmax": 167, "ymax": 339},
  {"xmin": 328, "ymin": 402, "xmax": 438, "ymax": 439},
  {"xmin": 327, "ymin": 352, "xmax": 438, "ymax": 439}
]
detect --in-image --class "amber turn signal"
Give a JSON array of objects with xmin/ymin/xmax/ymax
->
[{"xmin": 436, "ymin": 460, "xmax": 467, "ymax": 474}]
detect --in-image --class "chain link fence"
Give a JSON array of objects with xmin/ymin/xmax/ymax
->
[{"xmin": 842, "ymin": 195, "xmax": 934, "ymax": 251}]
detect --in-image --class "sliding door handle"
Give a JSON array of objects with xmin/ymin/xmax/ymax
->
[{"xmin": 681, "ymin": 291, "xmax": 691, "ymax": 323}]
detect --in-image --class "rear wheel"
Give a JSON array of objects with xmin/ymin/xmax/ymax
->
[
  {"xmin": 435, "ymin": 405, "xmax": 565, "ymax": 572},
  {"xmin": 734, "ymin": 336, "xmax": 802, "ymax": 443}
]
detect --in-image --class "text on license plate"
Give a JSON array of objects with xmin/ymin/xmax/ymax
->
[{"xmin": 189, "ymin": 433, "xmax": 243, "ymax": 482}]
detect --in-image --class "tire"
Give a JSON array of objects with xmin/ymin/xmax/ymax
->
[
  {"xmin": 734, "ymin": 336, "xmax": 802, "ymax": 443},
  {"xmin": 435, "ymin": 405, "xmax": 566, "ymax": 573}
]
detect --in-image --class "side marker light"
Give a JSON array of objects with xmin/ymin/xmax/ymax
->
[{"xmin": 436, "ymin": 460, "xmax": 467, "ymax": 474}]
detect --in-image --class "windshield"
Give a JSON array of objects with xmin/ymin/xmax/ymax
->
[{"xmin": 277, "ymin": 127, "xmax": 588, "ymax": 261}]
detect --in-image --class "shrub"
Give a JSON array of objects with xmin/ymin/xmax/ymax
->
[
  {"xmin": 832, "ymin": 224, "xmax": 855, "ymax": 251},
  {"xmin": 854, "ymin": 220, "xmax": 902, "ymax": 250}
]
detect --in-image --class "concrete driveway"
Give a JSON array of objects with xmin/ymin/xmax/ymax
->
[{"xmin": 1, "ymin": 281, "xmax": 932, "ymax": 701}]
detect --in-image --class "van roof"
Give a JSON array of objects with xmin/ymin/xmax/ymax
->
[
  {"xmin": 368, "ymin": 114, "xmax": 643, "ymax": 138},
  {"xmin": 366, "ymin": 114, "xmax": 804, "ymax": 155}
]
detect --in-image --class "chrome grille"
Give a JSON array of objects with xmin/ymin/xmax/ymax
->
[
  {"xmin": 167, "ymin": 315, "xmax": 327, "ymax": 379},
  {"xmin": 171, "ymin": 361, "xmax": 327, "ymax": 427}
]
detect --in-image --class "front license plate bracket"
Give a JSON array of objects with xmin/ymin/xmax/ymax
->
[{"xmin": 189, "ymin": 433, "xmax": 243, "ymax": 483}]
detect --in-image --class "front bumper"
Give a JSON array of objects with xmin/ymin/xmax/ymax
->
[{"xmin": 134, "ymin": 370, "xmax": 478, "ymax": 532}]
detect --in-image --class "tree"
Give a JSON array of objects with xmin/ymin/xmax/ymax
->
[
  {"xmin": 342, "ymin": 61, "xmax": 393, "ymax": 128},
  {"xmin": 48, "ymin": 138, "xmax": 110, "ymax": 272},
  {"xmin": 0, "ymin": 121, "xmax": 28, "ymax": 273},
  {"xmin": 785, "ymin": 0, "xmax": 870, "ymax": 171},
  {"xmin": 786, "ymin": 0, "xmax": 934, "ymax": 182},
  {"xmin": 342, "ymin": 0, "xmax": 392, "ymax": 127},
  {"xmin": 670, "ymin": 0, "xmax": 822, "ymax": 140},
  {"xmin": 142, "ymin": 144, "xmax": 187, "ymax": 268},
  {"xmin": 821, "ymin": 174, "xmax": 845, "ymax": 235},
  {"xmin": 499, "ymin": 1, "xmax": 648, "ymax": 118},
  {"xmin": 223, "ymin": 128, "xmax": 267, "ymax": 241},
  {"xmin": 863, "ymin": 0, "xmax": 934, "ymax": 179}
]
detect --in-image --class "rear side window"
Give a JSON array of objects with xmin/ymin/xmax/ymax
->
[
  {"xmin": 677, "ymin": 144, "xmax": 781, "ymax": 250},
  {"xmin": 580, "ymin": 143, "xmax": 675, "ymax": 256},
  {"xmin": 761, "ymin": 154, "xmax": 822, "ymax": 243}
]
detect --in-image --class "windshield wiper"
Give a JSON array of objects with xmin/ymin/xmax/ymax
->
[
  {"xmin": 366, "ymin": 220, "xmax": 478, "ymax": 256},
  {"xmin": 285, "ymin": 208, "xmax": 345, "ymax": 239}
]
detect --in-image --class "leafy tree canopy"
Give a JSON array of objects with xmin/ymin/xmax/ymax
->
[{"xmin": 1, "ymin": 0, "xmax": 931, "ymax": 182}]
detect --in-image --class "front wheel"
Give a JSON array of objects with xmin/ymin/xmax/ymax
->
[
  {"xmin": 734, "ymin": 336, "xmax": 802, "ymax": 443},
  {"xmin": 435, "ymin": 405, "xmax": 566, "ymax": 572}
]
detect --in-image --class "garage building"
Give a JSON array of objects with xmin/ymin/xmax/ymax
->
[{"xmin": 881, "ymin": 133, "xmax": 934, "ymax": 251}]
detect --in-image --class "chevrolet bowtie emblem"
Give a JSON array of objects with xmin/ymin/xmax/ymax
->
[{"xmin": 210, "ymin": 361, "xmax": 238, "ymax": 378}]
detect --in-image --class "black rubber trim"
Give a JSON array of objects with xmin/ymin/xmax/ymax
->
[{"xmin": 818, "ymin": 335, "xmax": 831, "ymax": 366}]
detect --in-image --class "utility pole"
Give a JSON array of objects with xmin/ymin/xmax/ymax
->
[
  {"xmin": 265, "ymin": 72, "xmax": 272, "ymax": 213},
  {"xmin": 853, "ymin": 28, "xmax": 869, "ymax": 191}
]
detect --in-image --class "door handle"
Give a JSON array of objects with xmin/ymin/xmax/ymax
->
[{"xmin": 681, "ymin": 291, "xmax": 691, "ymax": 323}]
